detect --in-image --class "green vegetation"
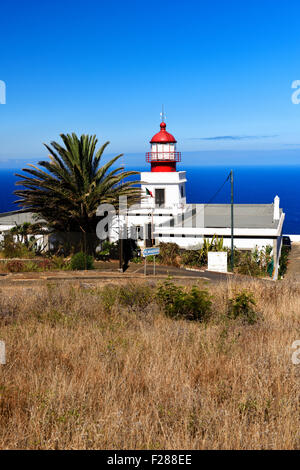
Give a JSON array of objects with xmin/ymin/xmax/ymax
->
[
  {"xmin": 0, "ymin": 257, "xmax": 70, "ymax": 273},
  {"xmin": 133, "ymin": 241, "xmax": 275, "ymax": 279},
  {"xmin": 70, "ymin": 252, "xmax": 94, "ymax": 270},
  {"xmin": 14, "ymin": 133, "xmax": 141, "ymax": 254},
  {"xmin": 96, "ymin": 241, "xmax": 117, "ymax": 261},
  {"xmin": 278, "ymin": 246, "xmax": 290, "ymax": 278},
  {"xmin": 227, "ymin": 290, "xmax": 259, "ymax": 325},
  {"xmin": 1, "ymin": 232, "xmax": 36, "ymax": 258},
  {"xmin": 156, "ymin": 280, "xmax": 212, "ymax": 322},
  {"xmin": 157, "ymin": 242, "xmax": 180, "ymax": 266},
  {"xmin": 99, "ymin": 282, "xmax": 154, "ymax": 311},
  {"xmin": 234, "ymin": 245, "xmax": 273, "ymax": 277},
  {"xmin": 156, "ymin": 237, "xmax": 225, "ymax": 268}
]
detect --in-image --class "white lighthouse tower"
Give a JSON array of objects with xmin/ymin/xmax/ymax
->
[{"xmin": 141, "ymin": 119, "xmax": 187, "ymax": 209}]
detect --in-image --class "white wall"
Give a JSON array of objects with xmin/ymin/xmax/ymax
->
[{"xmin": 141, "ymin": 171, "xmax": 187, "ymax": 207}]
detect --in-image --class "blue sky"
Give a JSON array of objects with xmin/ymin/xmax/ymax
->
[{"xmin": 1, "ymin": 0, "xmax": 300, "ymax": 167}]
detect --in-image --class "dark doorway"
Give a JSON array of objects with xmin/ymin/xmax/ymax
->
[
  {"xmin": 145, "ymin": 223, "xmax": 153, "ymax": 247},
  {"xmin": 155, "ymin": 188, "xmax": 165, "ymax": 207}
]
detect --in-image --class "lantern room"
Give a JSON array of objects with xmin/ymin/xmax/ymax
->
[{"xmin": 146, "ymin": 122, "xmax": 181, "ymax": 172}]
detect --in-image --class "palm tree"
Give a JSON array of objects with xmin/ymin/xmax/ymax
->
[{"xmin": 14, "ymin": 133, "xmax": 141, "ymax": 254}]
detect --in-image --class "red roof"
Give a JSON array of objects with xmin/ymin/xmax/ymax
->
[{"xmin": 150, "ymin": 122, "xmax": 177, "ymax": 144}]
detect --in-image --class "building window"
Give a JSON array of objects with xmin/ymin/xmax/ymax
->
[
  {"xmin": 155, "ymin": 189, "xmax": 165, "ymax": 207},
  {"xmin": 136, "ymin": 226, "xmax": 143, "ymax": 240},
  {"xmin": 181, "ymin": 185, "xmax": 184, "ymax": 198}
]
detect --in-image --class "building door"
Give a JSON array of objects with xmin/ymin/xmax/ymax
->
[
  {"xmin": 145, "ymin": 223, "xmax": 153, "ymax": 247},
  {"xmin": 155, "ymin": 188, "xmax": 165, "ymax": 207}
]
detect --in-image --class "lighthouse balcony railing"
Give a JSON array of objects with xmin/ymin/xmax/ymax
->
[{"xmin": 146, "ymin": 151, "xmax": 181, "ymax": 163}]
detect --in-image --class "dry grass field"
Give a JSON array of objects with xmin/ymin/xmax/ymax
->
[{"xmin": 0, "ymin": 278, "xmax": 299, "ymax": 449}]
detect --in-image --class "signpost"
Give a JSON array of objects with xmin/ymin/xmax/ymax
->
[{"xmin": 142, "ymin": 247, "xmax": 160, "ymax": 276}]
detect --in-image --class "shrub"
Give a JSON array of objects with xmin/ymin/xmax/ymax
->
[
  {"xmin": 181, "ymin": 249, "xmax": 205, "ymax": 267},
  {"xmin": 131, "ymin": 256, "xmax": 142, "ymax": 264},
  {"xmin": 99, "ymin": 283, "xmax": 153, "ymax": 312},
  {"xmin": 235, "ymin": 246, "xmax": 274, "ymax": 277},
  {"xmin": 50, "ymin": 256, "xmax": 67, "ymax": 270},
  {"xmin": 96, "ymin": 240, "xmax": 113, "ymax": 261},
  {"xmin": 227, "ymin": 290, "xmax": 259, "ymax": 325},
  {"xmin": 145, "ymin": 255, "xmax": 156, "ymax": 262},
  {"xmin": 95, "ymin": 241, "xmax": 125, "ymax": 261},
  {"xmin": 278, "ymin": 246, "xmax": 289, "ymax": 278},
  {"xmin": 235, "ymin": 252, "xmax": 262, "ymax": 277},
  {"xmin": 158, "ymin": 242, "xmax": 180, "ymax": 266},
  {"xmin": 6, "ymin": 260, "xmax": 25, "ymax": 273},
  {"xmin": 117, "ymin": 283, "xmax": 153, "ymax": 309},
  {"xmin": 1, "ymin": 233, "xmax": 35, "ymax": 259},
  {"xmin": 70, "ymin": 252, "xmax": 94, "ymax": 270},
  {"xmin": 156, "ymin": 280, "xmax": 212, "ymax": 322},
  {"xmin": 24, "ymin": 261, "xmax": 39, "ymax": 272},
  {"xmin": 38, "ymin": 259, "xmax": 52, "ymax": 271}
]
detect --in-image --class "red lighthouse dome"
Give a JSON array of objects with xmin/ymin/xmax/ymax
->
[
  {"xmin": 146, "ymin": 121, "xmax": 181, "ymax": 172},
  {"xmin": 150, "ymin": 122, "xmax": 177, "ymax": 144}
]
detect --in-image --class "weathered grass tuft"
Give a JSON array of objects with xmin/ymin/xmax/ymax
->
[{"xmin": 0, "ymin": 278, "xmax": 299, "ymax": 449}]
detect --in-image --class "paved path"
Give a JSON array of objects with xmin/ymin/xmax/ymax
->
[
  {"xmin": 285, "ymin": 242, "xmax": 300, "ymax": 279},
  {"xmin": 0, "ymin": 264, "xmax": 232, "ymax": 287},
  {"xmin": 126, "ymin": 263, "xmax": 231, "ymax": 282}
]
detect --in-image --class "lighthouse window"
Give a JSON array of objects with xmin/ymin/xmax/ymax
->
[
  {"xmin": 155, "ymin": 189, "xmax": 165, "ymax": 207},
  {"xmin": 181, "ymin": 185, "xmax": 184, "ymax": 198}
]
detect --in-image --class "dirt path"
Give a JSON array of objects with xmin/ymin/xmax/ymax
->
[{"xmin": 285, "ymin": 242, "xmax": 300, "ymax": 279}]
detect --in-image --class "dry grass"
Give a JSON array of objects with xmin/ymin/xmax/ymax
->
[{"xmin": 0, "ymin": 278, "xmax": 299, "ymax": 449}]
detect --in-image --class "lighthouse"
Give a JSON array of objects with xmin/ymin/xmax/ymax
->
[
  {"xmin": 146, "ymin": 121, "xmax": 180, "ymax": 172},
  {"xmin": 141, "ymin": 120, "xmax": 187, "ymax": 209}
]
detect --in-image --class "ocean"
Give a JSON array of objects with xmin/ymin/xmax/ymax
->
[{"xmin": 1, "ymin": 166, "xmax": 299, "ymax": 234}]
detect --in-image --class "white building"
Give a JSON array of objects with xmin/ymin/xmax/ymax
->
[
  {"xmin": 112, "ymin": 120, "xmax": 285, "ymax": 275},
  {"xmin": 0, "ymin": 119, "xmax": 285, "ymax": 276}
]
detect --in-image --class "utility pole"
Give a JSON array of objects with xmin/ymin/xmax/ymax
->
[
  {"xmin": 119, "ymin": 155, "xmax": 125, "ymax": 273},
  {"xmin": 230, "ymin": 169, "xmax": 234, "ymax": 271},
  {"xmin": 118, "ymin": 215, "xmax": 124, "ymax": 272}
]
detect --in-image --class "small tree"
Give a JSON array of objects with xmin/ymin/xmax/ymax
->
[{"xmin": 227, "ymin": 290, "xmax": 259, "ymax": 325}]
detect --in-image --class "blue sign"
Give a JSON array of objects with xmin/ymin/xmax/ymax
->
[{"xmin": 142, "ymin": 247, "xmax": 160, "ymax": 257}]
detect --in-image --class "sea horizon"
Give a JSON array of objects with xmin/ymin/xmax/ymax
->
[{"xmin": 1, "ymin": 164, "xmax": 299, "ymax": 235}]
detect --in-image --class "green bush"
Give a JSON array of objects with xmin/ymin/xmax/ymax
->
[
  {"xmin": 156, "ymin": 280, "xmax": 212, "ymax": 322},
  {"xmin": 158, "ymin": 242, "xmax": 180, "ymax": 266},
  {"xmin": 99, "ymin": 283, "xmax": 153, "ymax": 311},
  {"xmin": 118, "ymin": 283, "xmax": 153, "ymax": 308},
  {"xmin": 70, "ymin": 252, "xmax": 94, "ymax": 270},
  {"xmin": 96, "ymin": 241, "xmax": 116, "ymax": 261},
  {"xmin": 24, "ymin": 261, "xmax": 39, "ymax": 272},
  {"xmin": 235, "ymin": 246, "xmax": 273, "ymax": 277},
  {"xmin": 235, "ymin": 252, "xmax": 262, "ymax": 276},
  {"xmin": 50, "ymin": 256, "xmax": 67, "ymax": 270},
  {"xmin": 181, "ymin": 249, "xmax": 205, "ymax": 267},
  {"xmin": 278, "ymin": 246, "xmax": 289, "ymax": 278},
  {"xmin": 227, "ymin": 290, "xmax": 259, "ymax": 325},
  {"xmin": 1, "ymin": 233, "xmax": 35, "ymax": 259}
]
